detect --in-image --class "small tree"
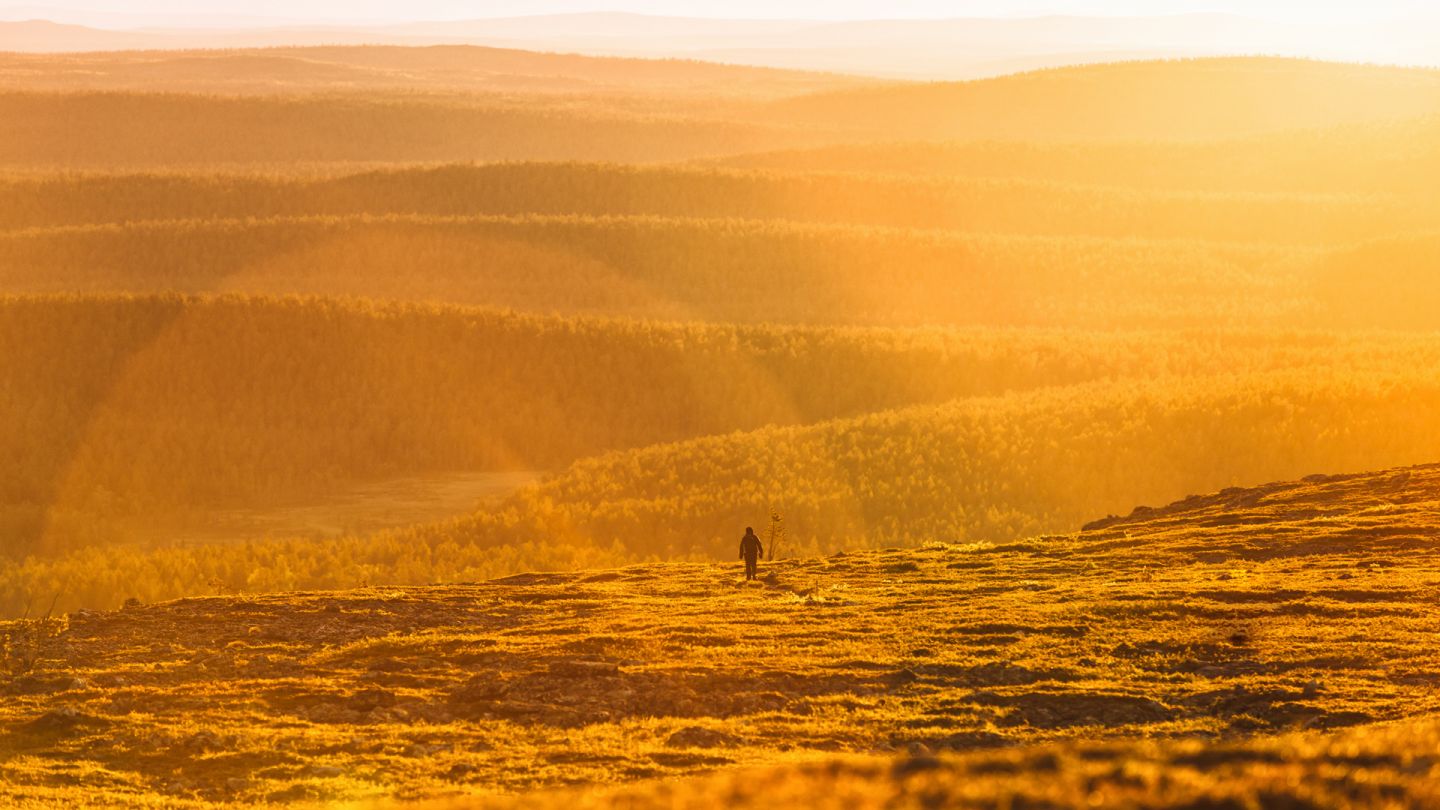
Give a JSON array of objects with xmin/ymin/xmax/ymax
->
[{"xmin": 766, "ymin": 509, "xmax": 785, "ymax": 561}]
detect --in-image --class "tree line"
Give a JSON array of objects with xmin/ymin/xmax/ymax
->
[
  {"xmin": 0, "ymin": 163, "xmax": 1431, "ymax": 247},
  {"xmin": 7, "ymin": 292, "xmax": 1436, "ymax": 560},
  {"xmin": 0, "ymin": 215, "xmax": 1320, "ymax": 329},
  {"xmin": 6, "ymin": 364, "xmax": 1440, "ymax": 617}
]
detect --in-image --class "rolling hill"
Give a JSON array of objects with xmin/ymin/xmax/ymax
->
[
  {"xmin": 8, "ymin": 346, "xmax": 1440, "ymax": 617},
  {"xmin": 713, "ymin": 116, "xmax": 1440, "ymax": 194},
  {"xmin": 0, "ymin": 92, "xmax": 832, "ymax": 168},
  {"xmin": 6, "ymin": 39, "xmax": 1440, "ymax": 808},
  {"xmin": 4, "ymin": 54, "xmax": 1440, "ymax": 615},
  {"xmin": 763, "ymin": 58, "xmax": 1440, "ymax": 142},
  {"xmin": 3, "ymin": 462, "xmax": 1438, "ymax": 806},
  {"xmin": 0, "ymin": 215, "xmax": 1318, "ymax": 328},
  {"xmin": 5, "ymin": 58, "xmax": 1440, "ymax": 168},
  {"xmin": 2, "ymin": 293, "xmax": 1123, "ymax": 553},
  {"xmin": 19, "ymin": 292, "xmax": 1384, "ymax": 562},
  {"xmin": 419, "ymin": 366, "xmax": 1440, "ymax": 559},
  {"xmin": 0, "ymin": 44, "xmax": 867, "ymax": 98},
  {"xmin": 7, "ymin": 12, "xmax": 1440, "ymax": 80},
  {"xmin": 2, "ymin": 163, "xmax": 1432, "ymax": 247}
]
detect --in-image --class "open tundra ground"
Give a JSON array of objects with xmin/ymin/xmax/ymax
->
[{"xmin": 2, "ymin": 464, "xmax": 1439, "ymax": 807}]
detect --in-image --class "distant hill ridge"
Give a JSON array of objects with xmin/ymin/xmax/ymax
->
[
  {"xmin": 0, "ymin": 39, "xmax": 868, "ymax": 97},
  {"xmin": 5, "ymin": 12, "xmax": 1440, "ymax": 79},
  {"xmin": 3, "ymin": 57, "xmax": 1439, "ymax": 168}
]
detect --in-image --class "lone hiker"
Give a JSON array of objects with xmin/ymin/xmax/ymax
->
[{"xmin": 740, "ymin": 526, "xmax": 764, "ymax": 581}]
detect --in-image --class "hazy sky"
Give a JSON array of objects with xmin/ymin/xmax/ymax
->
[{"xmin": 6, "ymin": 0, "xmax": 1440, "ymax": 25}]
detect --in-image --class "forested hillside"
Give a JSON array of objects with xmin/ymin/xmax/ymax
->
[
  {"xmin": 8, "ymin": 212, "xmax": 1440, "ymax": 329},
  {"xmin": 0, "ymin": 92, "xmax": 835, "ymax": 167},
  {"xmin": 714, "ymin": 116, "xmax": 1440, "ymax": 193},
  {"xmin": 6, "ymin": 363, "xmax": 1440, "ymax": 616},
  {"xmin": 0, "ymin": 45, "xmax": 867, "ymax": 97},
  {"xmin": 2, "ymin": 164, "xmax": 1433, "ymax": 245},
  {"xmin": 764, "ymin": 58, "xmax": 1440, "ymax": 141},
  {"xmin": 14, "ymin": 293, "xmax": 1436, "ymax": 562},
  {"xmin": 5, "ymin": 57, "xmax": 1440, "ymax": 168},
  {"xmin": 469, "ymin": 368, "xmax": 1440, "ymax": 555},
  {"xmin": 0, "ymin": 216, "xmax": 1311, "ymax": 327},
  {"xmin": 4, "ymin": 53, "xmax": 1440, "ymax": 617}
]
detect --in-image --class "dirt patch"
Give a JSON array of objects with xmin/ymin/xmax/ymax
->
[
  {"xmin": 919, "ymin": 663, "xmax": 1077, "ymax": 687},
  {"xmin": 967, "ymin": 691, "xmax": 1175, "ymax": 729},
  {"xmin": 445, "ymin": 664, "xmax": 886, "ymax": 727},
  {"xmin": 665, "ymin": 727, "xmax": 741, "ymax": 749}
]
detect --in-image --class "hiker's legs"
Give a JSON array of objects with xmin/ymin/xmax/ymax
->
[{"xmin": 746, "ymin": 558, "xmax": 757, "ymax": 579}]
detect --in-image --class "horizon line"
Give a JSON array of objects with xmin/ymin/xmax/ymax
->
[{"xmin": 6, "ymin": 8, "xmax": 1440, "ymax": 31}]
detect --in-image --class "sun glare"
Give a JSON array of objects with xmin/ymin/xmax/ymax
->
[{"xmin": 2, "ymin": 4, "xmax": 1440, "ymax": 809}]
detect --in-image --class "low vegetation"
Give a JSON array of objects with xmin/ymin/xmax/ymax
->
[
  {"xmin": 469, "ymin": 719, "xmax": 1440, "ymax": 809},
  {"xmin": 3, "ymin": 464, "xmax": 1438, "ymax": 806}
]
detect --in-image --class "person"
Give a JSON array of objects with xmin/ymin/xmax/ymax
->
[{"xmin": 739, "ymin": 527, "xmax": 764, "ymax": 581}]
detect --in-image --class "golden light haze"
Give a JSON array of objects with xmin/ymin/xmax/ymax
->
[
  {"xmin": 7, "ymin": 2, "xmax": 1440, "ymax": 76},
  {"xmin": 1, "ymin": 50, "xmax": 1439, "ymax": 615},
  {"xmin": 3, "ymin": 30, "xmax": 1440, "ymax": 809},
  {"xmin": 10, "ymin": 0, "xmax": 1436, "ymax": 24}
]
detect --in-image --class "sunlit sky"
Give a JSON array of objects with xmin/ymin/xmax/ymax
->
[{"xmin": 6, "ymin": 0, "xmax": 1440, "ymax": 25}]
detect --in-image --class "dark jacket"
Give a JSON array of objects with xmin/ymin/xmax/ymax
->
[{"xmin": 740, "ymin": 532, "xmax": 763, "ymax": 560}]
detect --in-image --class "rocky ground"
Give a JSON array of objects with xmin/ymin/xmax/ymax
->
[{"xmin": 2, "ymin": 464, "xmax": 1439, "ymax": 807}]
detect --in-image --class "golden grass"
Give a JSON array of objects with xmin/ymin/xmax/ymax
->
[
  {"xmin": 457, "ymin": 719, "xmax": 1440, "ymax": 809},
  {"xmin": 3, "ymin": 464, "xmax": 1438, "ymax": 807}
]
